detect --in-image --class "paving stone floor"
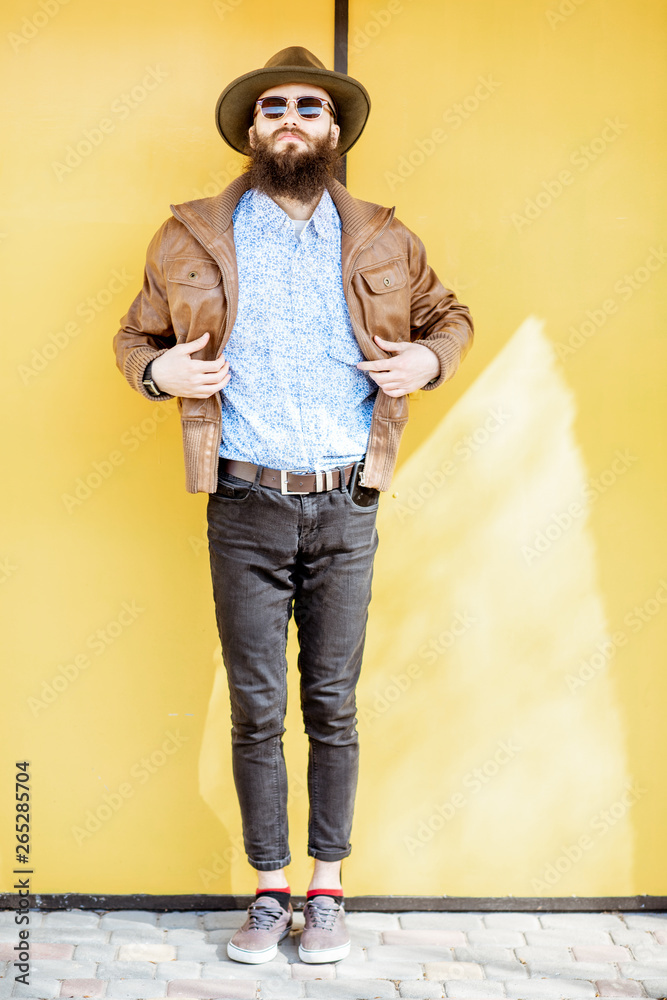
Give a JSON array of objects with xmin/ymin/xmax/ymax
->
[{"xmin": 1, "ymin": 908, "xmax": 667, "ymax": 999}]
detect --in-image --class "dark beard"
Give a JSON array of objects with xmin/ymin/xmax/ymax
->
[{"xmin": 245, "ymin": 127, "xmax": 343, "ymax": 204}]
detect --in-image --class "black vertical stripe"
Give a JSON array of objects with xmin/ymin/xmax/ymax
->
[
  {"xmin": 334, "ymin": 0, "xmax": 349, "ymax": 74},
  {"xmin": 334, "ymin": 0, "xmax": 349, "ymax": 186}
]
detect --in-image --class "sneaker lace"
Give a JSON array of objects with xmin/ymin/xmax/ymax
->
[
  {"xmin": 247, "ymin": 900, "xmax": 283, "ymax": 930},
  {"xmin": 304, "ymin": 897, "xmax": 339, "ymax": 930}
]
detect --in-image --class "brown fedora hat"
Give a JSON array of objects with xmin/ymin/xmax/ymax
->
[{"xmin": 215, "ymin": 46, "xmax": 371, "ymax": 156}]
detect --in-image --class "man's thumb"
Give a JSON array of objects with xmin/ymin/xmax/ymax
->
[
  {"xmin": 182, "ymin": 331, "xmax": 210, "ymax": 353},
  {"xmin": 374, "ymin": 335, "xmax": 407, "ymax": 352}
]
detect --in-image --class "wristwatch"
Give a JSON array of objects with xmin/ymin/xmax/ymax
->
[{"xmin": 142, "ymin": 360, "xmax": 163, "ymax": 397}]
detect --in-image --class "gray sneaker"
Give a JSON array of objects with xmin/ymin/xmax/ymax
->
[
  {"xmin": 298, "ymin": 895, "xmax": 351, "ymax": 963},
  {"xmin": 227, "ymin": 896, "xmax": 293, "ymax": 964}
]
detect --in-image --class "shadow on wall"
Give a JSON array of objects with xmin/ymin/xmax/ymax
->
[{"xmin": 356, "ymin": 316, "xmax": 634, "ymax": 896}]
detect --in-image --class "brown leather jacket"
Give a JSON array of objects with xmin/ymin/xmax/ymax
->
[{"xmin": 113, "ymin": 174, "xmax": 474, "ymax": 493}]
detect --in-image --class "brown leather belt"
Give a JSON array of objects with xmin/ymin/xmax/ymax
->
[{"xmin": 219, "ymin": 458, "xmax": 356, "ymax": 495}]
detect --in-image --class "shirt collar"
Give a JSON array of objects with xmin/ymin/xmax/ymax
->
[
  {"xmin": 236, "ymin": 187, "xmax": 341, "ymax": 241},
  {"xmin": 309, "ymin": 188, "xmax": 340, "ymax": 240}
]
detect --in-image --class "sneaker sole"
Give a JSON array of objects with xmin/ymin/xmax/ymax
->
[
  {"xmin": 298, "ymin": 939, "xmax": 351, "ymax": 963},
  {"xmin": 227, "ymin": 924, "xmax": 291, "ymax": 965}
]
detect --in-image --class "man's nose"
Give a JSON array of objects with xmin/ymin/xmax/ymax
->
[{"xmin": 282, "ymin": 101, "xmax": 300, "ymax": 126}]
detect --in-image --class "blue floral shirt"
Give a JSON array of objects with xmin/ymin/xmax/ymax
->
[{"xmin": 218, "ymin": 187, "xmax": 377, "ymax": 471}]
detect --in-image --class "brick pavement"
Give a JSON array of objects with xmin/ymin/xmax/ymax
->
[{"xmin": 0, "ymin": 908, "xmax": 666, "ymax": 999}]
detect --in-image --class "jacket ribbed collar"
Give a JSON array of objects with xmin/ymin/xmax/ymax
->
[{"xmin": 171, "ymin": 174, "xmax": 390, "ymax": 241}]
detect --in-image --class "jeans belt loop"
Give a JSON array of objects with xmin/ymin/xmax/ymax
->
[{"xmin": 251, "ymin": 464, "xmax": 263, "ymax": 492}]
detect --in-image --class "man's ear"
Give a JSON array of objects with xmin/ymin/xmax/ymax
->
[
  {"xmin": 329, "ymin": 123, "xmax": 341, "ymax": 148},
  {"xmin": 248, "ymin": 125, "xmax": 256, "ymax": 149}
]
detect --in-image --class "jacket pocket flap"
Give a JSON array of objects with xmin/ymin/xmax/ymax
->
[
  {"xmin": 358, "ymin": 259, "xmax": 408, "ymax": 294},
  {"xmin": 167, "ymin": 257, "xmax": 221, "ymax": 289}
]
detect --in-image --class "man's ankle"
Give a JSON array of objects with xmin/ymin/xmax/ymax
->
[{"xmin": 256, "ymin": 868, "xmax": 289, "ymax": 891}]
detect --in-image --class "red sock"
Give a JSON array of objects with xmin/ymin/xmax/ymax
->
[{"xmin": 306, "ymin": 888, "xmax": 344, "ymax": 899}]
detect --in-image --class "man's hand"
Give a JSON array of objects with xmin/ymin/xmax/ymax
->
[
  {"xmin": 150, "ymin": 332, "xmax": 230, "ymax": 399},
  {"xmin": 356, "ymin": 335, "xmax": 440, "ymax": 397}
]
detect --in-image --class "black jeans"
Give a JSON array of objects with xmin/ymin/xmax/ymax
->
[{"xmin": 206, "ymin": 463, "xmax": 379, "ymax": 871}]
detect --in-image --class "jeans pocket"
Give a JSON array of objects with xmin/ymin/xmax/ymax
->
[
  {"xmin": 211, "ymin": 471, "xmax": 253, "ymax": 502},
  {"xmin": 344, "ymin": 481, "xmax": 380, "ymax": 511}
]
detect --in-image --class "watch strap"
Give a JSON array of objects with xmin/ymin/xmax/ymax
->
[{"xmin": 142, "ymin": 359, "xmax": 163, "ymax": 397}]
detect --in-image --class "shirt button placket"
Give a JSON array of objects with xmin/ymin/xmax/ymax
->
[{"xmin": 290, "ymin": 235, "xmax": 309, "ymax": 469}]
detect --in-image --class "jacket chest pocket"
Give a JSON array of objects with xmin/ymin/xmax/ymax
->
[
  {"xmin": 167, "ymin": 257, "xmax": 222, "ymax": 289},
  {"xmin": 353, "ymin": 258, "xmax": 410, "ymax": 343},
  {"xmin": 166, "ymin": 256, "xmax": 224, "ymax": 338},
  {"xmin": 358, "ymin": 259, "xmax": 408, "ymax": 295}
]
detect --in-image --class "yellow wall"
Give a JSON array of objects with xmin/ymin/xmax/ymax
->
[{"xmin": 2, "ymin": 0, "xmax": 665, "ymax": 897}]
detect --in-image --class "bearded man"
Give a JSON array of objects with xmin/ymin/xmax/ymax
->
[{"xmin": 114, "ymin": 46, "xmax": 473, "ymax": 965}]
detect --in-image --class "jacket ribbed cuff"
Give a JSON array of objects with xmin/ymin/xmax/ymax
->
[
  {"xmin": 420, "ymin": 337, "xmax": 461, "ymax": 391},
  {"xmin": 125, "ymin": 346, "xmax": 175, "ymax": 402}
]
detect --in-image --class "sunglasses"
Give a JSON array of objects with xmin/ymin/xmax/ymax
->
[{"xmin": 254, "ymin": 96, "xmax": 337, "ymax": 122}]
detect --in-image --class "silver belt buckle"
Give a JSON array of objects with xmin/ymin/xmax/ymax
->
[{"xmin": 280, "ymin": 469, "xmax": 309, "ymax": 495}]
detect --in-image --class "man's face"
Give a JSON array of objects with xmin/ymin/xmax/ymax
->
[{"xmin": 249, "ymin": 82, "xmax": 341, "ymax": 155}]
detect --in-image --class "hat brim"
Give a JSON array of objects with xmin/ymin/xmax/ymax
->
[{"xmin": 215, "ymin": 65, "xmax": 371, "ymax": 156}]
